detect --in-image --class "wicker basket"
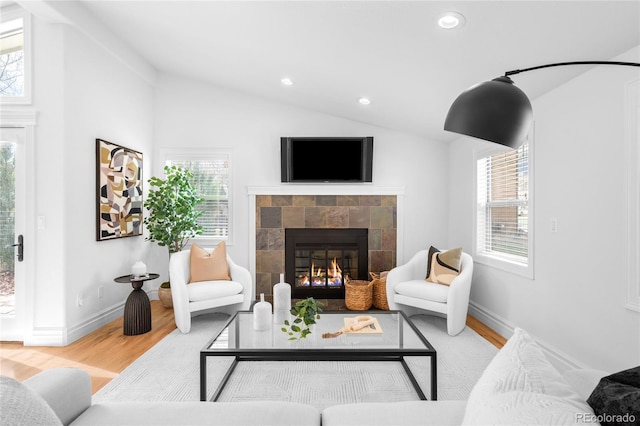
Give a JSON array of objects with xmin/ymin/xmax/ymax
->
[
  {"xmin": 344, "ymin": 279, "xmax": 373, "ymax": 310},
  {"xmin": 370, "ymin": 272, "xmax": 389, "ymax": 310}
]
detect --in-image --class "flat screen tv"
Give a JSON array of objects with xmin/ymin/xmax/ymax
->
[{"xmin": 281, "ymin": 137, "xmax": 373, "ymax": 183}]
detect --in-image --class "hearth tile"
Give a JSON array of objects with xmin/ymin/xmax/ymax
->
[
  {"xmin": 316, "ymin": 195, "xmax": 337, "ymax": 206},
  {"xmin": 360, "ymin": 195, "xmax": 381, "ymax": 206},
  {"xmin": 256, "ymin": 273, "xmax": 273, "ymax": 297},
  {"xmin": 371, "ymin": 206, "xmax": 394, "ymax": 229},
  {"xmin": 337, "ymin": 195, "xmax": 359, "ymax": 206},
  {"xmin": 369, "ymin": 250, "xmax": 394, "ymax": 273},
  {"xmin": 259, "ymin": 249, "xmax": 284, "ymax": 274},
  {"xmin": 369, "ymin": 229, "xmax": 382, "ymax": 250},
  {"xmin": 256, "ymin": 229, "xmax": 269, "ymax": 250},
  {"xmin": 381, "ymin": 195, "xmax": 397, "ymax": 207},
  {"xmin": 293, "ymin": 195, "xmax": 316, "ymax": 206},
  {"xmin": 268, "ymin": 228, "xmax": 285, "ymax": 250},
  {"xmin": 348, "ymin": 206, "xmax": 371, "ymax": 228},
  {"xmin": 282, "ymin": 206, "xmax": 305, "ymax": 228},
  {"xmin": 327, "ymin": 207, "xmax": 349, "ymax": 228},
  {"xmin": 272, "ymin": 195, "xmax": 293, "ymax": 206},
  {"xmin": 256, "ymin": 195, "xmax": 272, "ymax": 207},
  {"xmin": 305, "ymin": 207, "xmax": 328, "ymax": 228},
  {"xmin": 381, "ymin": 228, "xmax": 397, "ymax": 251},
  {"xmin": 260, "ymin": 207, "xmax": 282, "ymax": 228}
]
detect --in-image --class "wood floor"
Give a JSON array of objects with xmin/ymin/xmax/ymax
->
[{"xmin": 0, "ymin": 301, "xmax": 506, "ymax": 394}]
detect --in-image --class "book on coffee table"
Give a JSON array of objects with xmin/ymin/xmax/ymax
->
[{"xmin": 343, "ymin": 317, "xmax": 383, "ymax": 334}]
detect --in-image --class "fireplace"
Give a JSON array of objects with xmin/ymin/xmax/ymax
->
[{"xmin": 285, "ymin": 228, "xmax": 368, "ymax": 299}]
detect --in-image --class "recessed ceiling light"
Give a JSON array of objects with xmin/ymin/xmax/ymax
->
[
  {"xmin": 281, "ymin": 77, "xmax": 293, "ymax": 86},
  {"xmin": 358, "ymin": 97, "xmax": 371, "ymax": 105},
  {"xmin": 438, "ymin": 12, "xmax": 465, "ymax": 29}
]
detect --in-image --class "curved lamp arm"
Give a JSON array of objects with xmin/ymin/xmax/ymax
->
[{"xmin": 505, "ymin": 61, "xmax": 640, "ymax": 77}]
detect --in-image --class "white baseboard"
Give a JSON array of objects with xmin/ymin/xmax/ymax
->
[
  {"xmin": 65, "ymin": 302, "xmax": 125, "ymax": 345},
  {"xmin": 24, "ymin": 302, "xmax": 125, "ymax": 346},
  {"xmin": 26, "ymin": 302, "xmax": 124, "ymax": 346},
  {"xmin": 24, "ymin": 327, "xmax": 67, "ymax": 346},
  {"xmin": 468, "ymin": 301, "xmax": 588, "ymax": 372},
  {"xmin": 468, "ymin": 301, "xmax": 514, "ymax": 340}
]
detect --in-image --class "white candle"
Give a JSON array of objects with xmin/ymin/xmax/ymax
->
[
  {"xmin": 273, "ymin": 275, "xmax": 291, "ymax": 325},
  {"xmin": 253, "ymin": 293, "xmax": 272, "ymax": 331}
]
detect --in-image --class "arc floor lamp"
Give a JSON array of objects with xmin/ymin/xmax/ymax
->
[{"xmin": 444, "ymin": 61, "xmax": 640, "ymax": 149}]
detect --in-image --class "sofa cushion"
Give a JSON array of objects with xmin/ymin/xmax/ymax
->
[
  {"xmin": 72, "ymin": 401, "xmax": 321, "ymax": 426},
  {"xmin": 187, "ymin": 280, "xmax": 243, "ymax": 302},
  {"xmin": 0, "ymin": 376, "xmax": 63, "ymax": 426},
  {"xmin": 322, "ymin": 401, "xmax": 467, "ymax": 426},
  {"xmin": 189, "ymin": 242, "xmax": 230, "ymax": 283},
  {"xmin": 394, "ymin": 280, "xmax": 448, "ymax": 303},
  {"xmin": 23, "ymin": 367, "xmax": 92, "ymax": 426},
  {"xmin": 426, "ymin": 246, "xmax": 462, "ymax": 286},
  {"xmin": 462, "ymin": 328, "xmax": 598, "ymax": 425}
]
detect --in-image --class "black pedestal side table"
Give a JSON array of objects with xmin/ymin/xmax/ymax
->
[{"xmin": 114, "ymin": 273, "xmax": 159, "ymax": 336}]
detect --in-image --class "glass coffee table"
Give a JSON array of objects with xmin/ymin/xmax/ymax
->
[{"xmin": 200, "ymin": 310, "xmax": 437, "ymax": 401}]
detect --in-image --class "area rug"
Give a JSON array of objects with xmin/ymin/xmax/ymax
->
[{"xmin": 93, "ymin": 313, "xmax": 498, "ymax": 409}]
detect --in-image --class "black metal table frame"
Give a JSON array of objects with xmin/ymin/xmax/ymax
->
[{"xmin": 199, "ymin": 310, "xmax": 437, "ymax": 402}]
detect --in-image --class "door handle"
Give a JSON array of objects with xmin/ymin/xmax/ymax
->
[{"xmin": 11, "ymin": 235, "xmax": 23, "ymax": 262}]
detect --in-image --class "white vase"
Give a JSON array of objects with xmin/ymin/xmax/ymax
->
[
  {"xmin": 253, "ymin": 293, "xmax": 272, "ymax": 331},
  {"xmin": 273, "ymin": 274, "xmax": 291, "ymax": 325},
  {"xmin": 131, "ymin": 261, "xmax": 147, "ymax": 277}
]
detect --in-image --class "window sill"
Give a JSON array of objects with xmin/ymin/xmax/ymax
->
[{"xmin": 473, "ymin": 252, "xmax": 534, "ymax": 280}]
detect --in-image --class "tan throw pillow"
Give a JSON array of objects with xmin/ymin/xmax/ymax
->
[
  {"xmin": 426, "ymin": 246, "xmax": 462, "ymax": 286},
  {"xmin": 189, "ymin": 242, "xmax": 231, "ymax": 283}
]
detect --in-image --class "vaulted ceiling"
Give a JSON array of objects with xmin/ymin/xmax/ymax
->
[{"xmin": 22, "ymin": 1, "xmax": 640, "ymax": 142}]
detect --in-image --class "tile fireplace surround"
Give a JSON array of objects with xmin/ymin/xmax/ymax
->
[{"xmin": 248, "ymin": 186, "xmax": 404, "ymax": 300}]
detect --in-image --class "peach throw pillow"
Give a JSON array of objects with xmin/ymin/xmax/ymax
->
[{"xmin": 189, "ymin": 242, "xmax": 231, "ymax": 283}]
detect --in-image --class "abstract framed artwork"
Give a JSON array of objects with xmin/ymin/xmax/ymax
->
[{"xmin": 96, "ymin": 139, "xmax": 143, "ymax": 241}]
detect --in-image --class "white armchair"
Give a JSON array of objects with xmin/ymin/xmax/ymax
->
[
  {"xmin": 386, "ymin": 250, "xmax": 473, "ymax": 336},
  {"xmin": 169, "ymin": 249, "xmax": 253, "ymax": 333}
]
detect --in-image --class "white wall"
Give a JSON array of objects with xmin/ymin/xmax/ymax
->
[
  {"xmin": 448, "ymin": 46, "xmax": 640, "ymax": 372},
  {"xmin": 26, "ymin": 17, "xmax": 155, "ymax": 344},
  {"xmin": 29, "ymin": 15, "xmax": 66, "ymax": 341},
  {"xmin": 153, "ymin": 74, "xmax": 450, "ymax": 271}
]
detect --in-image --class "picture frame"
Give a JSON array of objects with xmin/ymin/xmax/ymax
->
[{"xmin": 96, "ymin": 138, "xmax": 144, "ymax": 241}]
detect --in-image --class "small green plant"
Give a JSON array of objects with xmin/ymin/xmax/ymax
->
[{"xmin": 281, "ymin": 298, "xmax": 323, "ymax": 340}]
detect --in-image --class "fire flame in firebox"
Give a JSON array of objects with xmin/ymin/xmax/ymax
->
[{"xmin": 300, "ymin": 258, "xmax": 343, "ymax": 287}]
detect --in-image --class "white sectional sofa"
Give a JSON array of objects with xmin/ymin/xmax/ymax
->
[{"xmin": 1, "ymin": 329, "xmax": 604, "ymax": 425}]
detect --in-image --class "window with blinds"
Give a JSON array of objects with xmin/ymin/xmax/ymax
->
[
  {"xmin": 476, "ymin": 142, "xmax": 530, "ymax": 265},
  {"xmin": 166, "ymin": 152, "xmax": 231, "ymax": 241}
]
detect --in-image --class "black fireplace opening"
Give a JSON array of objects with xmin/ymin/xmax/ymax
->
[{"xmin": 285, "ymin": 228, "xmax": 368, "ymax": 299}]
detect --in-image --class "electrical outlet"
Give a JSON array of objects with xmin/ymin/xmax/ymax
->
[
  {"xmin": 98, "ymin": 286, "xmax": 104, "ymax": 299},
  {"xmin": 76, "ymin": 295, "xmax": 83, "ymax": 307}
]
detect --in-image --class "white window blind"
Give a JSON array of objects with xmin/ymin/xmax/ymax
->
[
  {"xmin": 477, "ymin": 142, "xmax": 529, "ymax": 265},
  {"xmin": 166, "ymin": 153, "xmax": 231, "ymax": 241}
]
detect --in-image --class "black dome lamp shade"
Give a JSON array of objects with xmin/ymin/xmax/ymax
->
[{"xmin": 444, "ymin": 61, "xmax": 640, "ymax": 149}]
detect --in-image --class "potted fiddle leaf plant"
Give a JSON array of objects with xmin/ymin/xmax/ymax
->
[
  {"xmin": 144, "ymin": 165, "xmax": 203, "ymax": 308},
  {"xmin": 281, "ymin": 297, "xmax": 323, "ymax": 340}
]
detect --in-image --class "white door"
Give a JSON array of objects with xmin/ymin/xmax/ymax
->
[{"xmin": 0, "ymin": 126, "xmax": 26, "ymax": 341}]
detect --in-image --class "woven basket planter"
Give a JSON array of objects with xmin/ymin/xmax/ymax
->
[
  {"xmin": 370, "ymin": 272, "xmax": 389, "ymax": 310},
  {"xmin": 345, "ymin": 279, "xmax": 373, "ymax": 310}
]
